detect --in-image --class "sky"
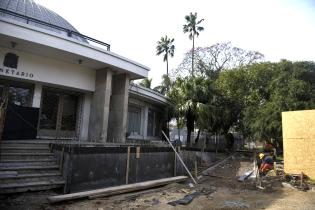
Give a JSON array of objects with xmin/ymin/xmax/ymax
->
[{"xmin": 35, "ymin": 0, "xmax": 315, "ymax": 87}]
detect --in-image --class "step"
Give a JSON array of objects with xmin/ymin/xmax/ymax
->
[
  {"xmin": 1, "ymin": 141, "xmax": 51, "ymax": 146},
  {"xmin": 0, "ymin": 150, "xmax": 51, "ymax": 154},
  {"xmin": 0, "ymin": 158, "xmax": 57, "ymax": 163},
  {"xmin": 0, "ymin": 149, "xmax": 51, "ymax": 154},
  {"xmin": 0, "ymin": 152, "xmax": 54, "ymax": 160},
  {"xmin": 0, "ymin": 145, "xmax": 50, "ymax": 149},
  {"xmin": 0, "ymin": 164, "xmax": 59, "ymax": 171},
  {"xmin": 0, "ymin": 171, "xmax": 61, "ymax": 179},
  {"xmin": 0, "ymin": 161, "xmax": 59, "ymax": 167},
  {"xmin": 0, "ymin": 171, "xmax": 62, "ymax": 184},
  {"xmin": 0, "ymin": 179, "xmax": 65, "ymax": 194}
]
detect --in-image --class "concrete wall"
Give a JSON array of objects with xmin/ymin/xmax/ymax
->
[
  {"xmin": 52, "ymin": 144, "xmax": 220, "ymax": 193},
  {"xmin": 0, "ymin": 46, "xmax": 95, "ymax": 91},
  {"xmin": 282, "ymin": 109, "xmax": 315, "ymax": 179}
]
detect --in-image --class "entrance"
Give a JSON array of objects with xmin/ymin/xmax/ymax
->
[
  {"xmin": 38, "ymin": 88, "xmax": 81, "ymax": 139},
  {"xmin": 0, "ymin": 79, "xmax": 38, "ymax": 140}
]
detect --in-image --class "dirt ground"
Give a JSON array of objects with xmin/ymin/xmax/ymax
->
[{"xmin": 1, "ymin": 154, "xmax": 315, "ymax": 210}]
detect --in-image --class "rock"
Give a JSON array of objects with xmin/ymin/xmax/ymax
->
[{"xmin": 223, "ymin": 201, "xmax": 249, "ymax": 209}]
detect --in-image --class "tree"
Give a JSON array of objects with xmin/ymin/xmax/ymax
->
[
  {"xmin": 173, "ymin": 42, "xmax": 264, "ymax": 78},
  {"xmin": 183, "ymin": 12, "xmax": 204, "ymax": 77},
  {"xmin": 216, "ymin": 60, "xmax": 315, "ymax": 142},
  {"xmin": 139, "ymin": 78, "xmax": 152, "ymax": 88},
  {"xmin": 153, "ymin": 74, "xmax": 172, "ymax": 95},
  {"xmin": 156, "ymin": 36, "xmax": 175, "ymax": 76}
]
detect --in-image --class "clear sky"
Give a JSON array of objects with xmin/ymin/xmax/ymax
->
[{"xmin": 35, "ymin": 0, "xmax": 315, "ymax": 86}]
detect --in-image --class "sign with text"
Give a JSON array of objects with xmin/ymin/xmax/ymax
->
[{"xmin": 0, "ymin": 66, "xmax": 34, "ymax": 79}]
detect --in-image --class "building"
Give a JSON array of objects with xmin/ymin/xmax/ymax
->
[{"xmin": 0, "ymin": 0, "xmax": 168, "ymax": 143}]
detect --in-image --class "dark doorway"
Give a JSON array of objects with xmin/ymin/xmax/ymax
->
[{"xmin": 0, "ymin": 79, "xmax": 37, "ymax": 140}]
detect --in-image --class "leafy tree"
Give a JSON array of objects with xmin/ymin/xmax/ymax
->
[
  {"xmin": 183, "ymin": 12, "xmax": 204, "ymax": 77},
  {"xmin": 139, "ymin": 78, "xmax": 152, "ymax": 89},
  {"xmin": 153, "ymin": 74, "xmax": 172, "ymax": 95},
  {"xmin": 173, "ymin": 42, "xmax": 264, "ymax": 79},
  {"xmin": 156, "ymin": 36, "xmax": 175, "ymax": 76},
  {"xmin": 216, "ymin": 60, "xmax": 315, "ymax": 142}
]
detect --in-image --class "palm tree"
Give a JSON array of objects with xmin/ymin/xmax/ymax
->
[
  {"xmin": 156, "ymin": 35, "xmax": 175, "ymax": 76},
  {"xmin": 139, "ymin": 78, "xmax": 152, "ymax": 89},
  {"xmin": 183, "ymin": 12, "xmax": 204, "ymax": 77}
]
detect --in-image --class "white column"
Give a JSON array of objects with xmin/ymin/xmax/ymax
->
[
  {"xmin": 143, "ymin": 106, "xmax": 149, "ymax": 139},
  {"xmin": 32, "ymin": 83, "xmax": 42, "ymax": 108},
  {"xmin": 79, "ymin": 93, "xmax": 91, "ymax": 141}
]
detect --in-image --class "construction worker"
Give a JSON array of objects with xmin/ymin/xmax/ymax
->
[{"xmin": 259, "ymin": 153, "xmax": 274, "ymax": 175}]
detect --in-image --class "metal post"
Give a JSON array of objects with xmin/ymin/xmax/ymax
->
[{"xmin": 162, "ymin": 131, "xmax": 197, "ymax": 184}]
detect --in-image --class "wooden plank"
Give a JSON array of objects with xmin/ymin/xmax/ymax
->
[
  {"xmin": 173, "ymin": 148, "xmax": 177, "ymax": 176},
  {"xmin": 48, "ymin": 176, "xmax": 188, "ymax": 203},
  {"xmin": 125, "ymin": 146, "xmax": 130, "ymax": 184},
  {"xmin": 194, "ymin": 161, "xmax": 198, "ymax": 178},
  {"xmin": 136, "ymin": 146, "xmax": 140, "ymax": 159}
]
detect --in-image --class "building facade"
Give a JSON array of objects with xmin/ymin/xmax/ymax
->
[{"xmin": 0, "ymin": 0, "xmax": 168, "ymax": 143}]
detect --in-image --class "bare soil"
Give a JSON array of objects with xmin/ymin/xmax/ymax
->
[{"xmin": 1, "ymin": 154, "xmax": 315, "ymax": 210}]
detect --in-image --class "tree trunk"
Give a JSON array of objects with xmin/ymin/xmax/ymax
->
[
  {"xmin": 177, "ymin": 117, "xmax": 181, "ymax": 142},
  {"xmin": 195, "ymin": 129, "xmax": 200, "ymax": 143},
  {"xmin": 166, "ymin": 56, "xmax": 169, "ymax": 77},
  {"xmin": 192, "ymin": 35, "xmax": 195, "ymax": 77},
  {"xmin": 186, "ymin": 107, "xmax": 194, "ymax": 147}
]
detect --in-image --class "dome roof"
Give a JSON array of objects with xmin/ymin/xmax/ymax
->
[{"xmin": 0, "ymin": 0, "xmax": 79, "ymax": 33}]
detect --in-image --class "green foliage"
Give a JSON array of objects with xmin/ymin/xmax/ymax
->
[
  {"xmin": 183, "ymin": 12, "xmax": 204, "ymax": 77},
  {"xmin": 153, "ymin": 74, "xmax": 172, "ymax": 95},
  {"xmin": 156, "ymin": 36, "xmax": 175, "ymax": 76},
  {"xmin": 216, "ymin": 60, "xmax": 315, "ymax": 140},
  {"xmin": 139, "ymin": 78, "xmax": 152, "ymax": 89}
]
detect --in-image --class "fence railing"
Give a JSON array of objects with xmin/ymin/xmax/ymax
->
[{"xmin": 0, "ymin": 8, "xmax": 110, "ymax": 51}]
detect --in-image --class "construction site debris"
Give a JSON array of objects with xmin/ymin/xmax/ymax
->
[
  {"xmin": 48, "ymin": 176, "xmax": 188, "ymax": 203},
  {"xmin": 167, "ymin": 191, "xmax": 201, "ymax": 206},
  {"xmin": 222, "ymin": 200, "xmax": 250, "ymax": 209},
  {"xmin": 238, "ymin": 170, "xmax": 254, "ymax": 182}
]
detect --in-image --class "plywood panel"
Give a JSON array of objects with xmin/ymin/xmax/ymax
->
[{"xmin": 282, "ymin": 109, "xmax": 315, "ymax": 179}]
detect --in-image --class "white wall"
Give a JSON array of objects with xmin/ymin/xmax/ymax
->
[{"xmin": 0, "ymin": 46, "xmax": 95, "ymax": 91}]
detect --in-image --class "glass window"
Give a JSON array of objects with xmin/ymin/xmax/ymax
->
[
  {"xmin": 147, "ymin": 108, "xmax": 154, "ymax": 137},
  {"xmin": 0, "ymin": 85, "xmax": 4, "ymax": 104},
  {"xmin": 128, "ymin": 105, "xmax": 141, "ymax": 135},
  {"xmin": 154, "ymin": 112, "xmax": 161, "ymax": 137},
  {"xmin": 8, "ymin": 86, "xmax": 32, "ymax": 107},
  {"xmin": 61, "ymin": 95, "xmax": 78, "ymax": 131},
  {"xmin": 39, "ymin": 90, "xmax": 59, "ymax": 130},
  {"xmin": 147, "ymin": 108, "xmax": 162, "ymax": 137}
]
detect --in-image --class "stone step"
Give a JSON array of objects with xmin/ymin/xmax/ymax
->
[
  {"xmin": 0, "ymin": 148, "xmax": 51, "ymax": 153},
  {"xmin": 0, "ymin": 179, "xmax": 65, "ymax": 194},
  {"xmin": 0, "ymin": 171, "xmax": 62, "ymax": 184},
  {"xmin": 0, "ymin": 145, "xmax": 50, "ymax": 149},
  {"xmin": 0, "ymin": 161, "xmax": 59, "ymax": 167},
  {"xmin": 0, "ymin": 158, "xmax": 57, "ymax": 163},
  {"xmin": 0, "ymin": 164, "xmax": 59, "ymax": 171},
  {"xmin": 0, "ymin": 153, "xmax": 54, "ymax": 160},
  {"xmin": 1, "ymin": 141, "xmax": 51, "ymax": 145}
]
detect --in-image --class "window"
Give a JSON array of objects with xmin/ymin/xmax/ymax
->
[
  {"xmin": 0, "ymin": 80, "xmax": 34, "ymax": 107},
  {"xmin": 147, "ymin": 108, "xmax": 154, "ymax": 136},
  {"xmin": 3, "ymin": 53, "xmax": 19, "ymax": 69},
  {"xmin": 127, "ymin": 105, "xmax": 141, "ymax": 135},
  {"xmin": 147, "ymin": 108, "xmax": 162, "ymax": 138}
]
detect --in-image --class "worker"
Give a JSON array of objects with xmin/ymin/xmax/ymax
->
[
  {"xmin": 263, "ymin": 140, "xmax": 274, "ymax": 153},
  {"xmin": 257, "ymin": 153, "xmax": 264, "ymax": 168},
  {"xmin": 259, "ymin": 153, "xmax": 274, "ymax": 175}
]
